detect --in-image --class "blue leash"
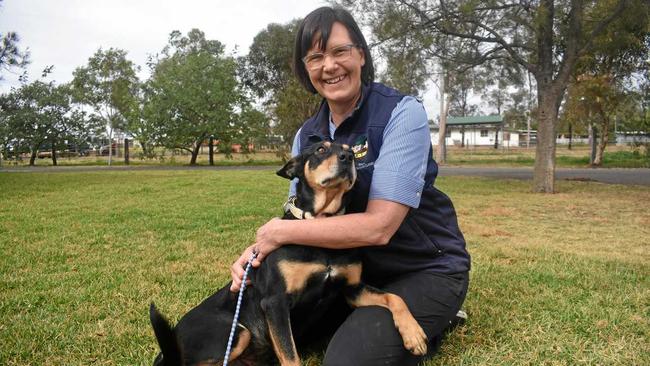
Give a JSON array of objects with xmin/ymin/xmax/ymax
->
[{"xmin": 223, "ymin": 252, "xmax": 257, "ymax": 366}]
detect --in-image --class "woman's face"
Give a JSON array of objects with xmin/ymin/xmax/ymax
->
[{"xmin": 305, "ymin": 22, "xmax": 365, "ymax": 108}]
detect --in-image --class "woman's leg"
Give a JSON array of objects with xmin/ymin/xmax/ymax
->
[{"xmin": 322, "ymin": 271, "xmax": 469, "ymax": 366}]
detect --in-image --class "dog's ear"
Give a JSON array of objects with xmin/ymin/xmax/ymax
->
[
  {"xmin": 277, "ymin": 156, "xmax": 302, "ymax": 180},
  {"xmin": 150, "ymin": 303, "xmax": 182, "ymax": 365}
]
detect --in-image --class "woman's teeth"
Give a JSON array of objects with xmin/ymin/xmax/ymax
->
[{"xmin": 325, "ymin": 75, "xmax": 346, "ymax": 84}]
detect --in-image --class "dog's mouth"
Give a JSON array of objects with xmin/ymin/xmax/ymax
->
[{"xmin": 318, "ymin": 165, "xmax": 356, "ymax": 189}]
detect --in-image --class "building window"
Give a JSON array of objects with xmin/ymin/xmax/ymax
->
[
  {"xmin": 480, "ymin": 129, "xmax": 488, "ymax": 137},
  {"xmin": 446, "ymin": 129, "xmax": 451, "ymax": 137}
]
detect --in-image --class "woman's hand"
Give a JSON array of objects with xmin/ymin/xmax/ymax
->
[
  {"xmin": 252, "ymin": 217, "xmax": 284, "ymax": 265},
  {"xmin": 229, "ymin": 217, "xmax": 285, "ymax": 292},
  {"xmin": 229, "ymin": 244, "xmax": 257, "ymax": 292}
]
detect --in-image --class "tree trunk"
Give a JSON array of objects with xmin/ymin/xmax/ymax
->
[
  {"xmin": 51, "ymin": 145, "xmax": 58, "ymax": 166},
  {"xmin": 124, "ymin": 138, "xmax": 130, "ymax": 165},
  {"xmin": 190, "ymin": 141, "xmax": 202, "ymax": 165},
  {"xmin": 209, "ymin": 136, "xmax": 214, "ymax": 166},
  {"xmin": 593, "ymin": 117, "xmax": 610, "ymax": 166},
  {"xmin": 533, "ymin": 89, "xmax": 560, "ymax": 193},
  {"xmin": 30, "ymin": 151, "xmax": 37, "ymax": 166}
]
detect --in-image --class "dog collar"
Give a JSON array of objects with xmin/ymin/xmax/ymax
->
[
  {"xmin": 284, "ymin": 196, "xmax": 313, "ymax": 220},
  {"xmin": 283, "ymin": 196, "xmax": 346, "ymax": 220}
]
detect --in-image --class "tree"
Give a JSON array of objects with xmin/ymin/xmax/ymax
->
[
  {"xmin": 236, "ymin": 105, "xmax": 270, "ymax": 151},
  {"xmin": 273, "ymin": 78, "xmax": 321, "ymax": 149},
  {"xmin": 240, "ymin": 21, "xmax": 300, "ymax": 101},
  {"xmin": 0, "ymin": 0, "xmax": 29, "ymax": 80},
  {"xmin": 0, "ymin": 81, "xmax": 79, "ymax": 165},
  {"xmin": 0, "ymin": 31, "xmax": 29, "ymax": 80},
  {"xmin": 447, "ymin": 69, "xmax": 479, "ymax": 117},
  {"xmin": 72, "ymin": 48, "xmax": 139, "ymax": 165},
  {"xmin": 242, "ymin": 21, "xmax": 320, "ymax": 153},
  {"xmin": 0, "ymin": 93, "xmax": 15, "ymax": 165},
  {"xmin": 145, "ymin": 29, "xmax": 243, "ymax": 165},
  {"xmin": 343, "ymin": 0, "xmax": 632, "ymax": 192},
  {"xmin": 561, "ymin": 0, "xmax": 649, "ymax": 165},
  {"xmin": 125, "ymin": 83, "xmax": 158, "ymax": 159}
]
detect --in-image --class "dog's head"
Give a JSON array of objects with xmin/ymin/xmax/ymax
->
[
  {"xmin": 277, "ymin": 141, "xmax": 356, "ymax": 218},
  {"xmin": 150, "ymin": 303, "xmax": 252, "ymax": 366}
]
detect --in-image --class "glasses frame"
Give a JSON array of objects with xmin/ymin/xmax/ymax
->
[{"xmin": 302, "ymin": 44, "xmax": 360, "ymax": 71}]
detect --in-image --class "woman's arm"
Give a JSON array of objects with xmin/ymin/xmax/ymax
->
[
  {"xmin": 231, "ymin": 96, "xmax": 429, "ymax": 291},
  {"xmin": 230, "ymin": 199, "xmax": 408, "ymax": 291}
]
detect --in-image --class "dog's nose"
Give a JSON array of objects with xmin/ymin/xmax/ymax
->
[{"xmin": 338, "ymin": 150, "xmax": 353, "ymax": 162}]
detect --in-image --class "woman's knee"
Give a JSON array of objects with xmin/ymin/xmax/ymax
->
[{"xmin": 323, "ymin": 307, "xmax": 420, "ymax": 366}]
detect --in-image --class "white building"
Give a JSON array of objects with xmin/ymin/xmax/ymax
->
[{"xmin": 430, "ymin": 115, "xmax": 523, "ymax": 148}]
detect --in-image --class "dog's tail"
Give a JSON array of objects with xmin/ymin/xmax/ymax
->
[{"xmin": 150, "ymin": 302, "xmax": 183, "ymax": 366}]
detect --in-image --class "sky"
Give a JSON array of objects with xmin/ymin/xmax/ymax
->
[{"xmin": 0, "ymin": 0, "xmax": 441, "ymax": 117}]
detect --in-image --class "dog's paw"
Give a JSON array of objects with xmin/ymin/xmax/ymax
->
[{"xmin": 398, "ymin": 317, "xmax": 428, "ymax": 356}]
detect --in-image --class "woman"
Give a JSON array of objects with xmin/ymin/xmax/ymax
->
[{"xmin": 231, "ymin": 6, "xmax": 470, "ymax": 365}]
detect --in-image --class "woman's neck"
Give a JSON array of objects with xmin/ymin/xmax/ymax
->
[{"xmin": 328, "ymin": 89, "xmax": 362, "ymax": 126}]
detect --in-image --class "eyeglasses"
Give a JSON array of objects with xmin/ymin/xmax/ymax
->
[{"xmin": 302, "ymin": 44, "xmax": 360, "ymax": 70}]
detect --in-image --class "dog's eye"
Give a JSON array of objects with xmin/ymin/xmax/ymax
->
[{"xmin": 317, "ymin": 146, "xmax": 326, "ymax": 154}]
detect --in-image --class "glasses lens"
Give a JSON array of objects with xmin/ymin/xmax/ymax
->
[{"xmin": 303, "ymin": 45, "xmax": 357, "ymax": 70}]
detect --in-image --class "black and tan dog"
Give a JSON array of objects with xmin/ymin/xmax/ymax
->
[{"xmin": 149, "ymin": 141, "xmax": 427, "ymax": 366}]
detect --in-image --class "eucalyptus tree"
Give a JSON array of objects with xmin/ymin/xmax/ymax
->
[
  {"xmin": 3, "ymin": 82, "xmax": 51, "ymax": 164},
  {"xmin": 0, "ymin": 93, "xmax": 16, "ymax": 164},
  {"xmin": 562, "ymin": 0, "xmax": 649, "ymax": 165},
  {"xmin": 342, "ymin": 0, "xmax": 631, "ymax": 192},
  {"xmin": 0, "ymin": 0, "xmax": 29, "ymax": 80},
  {"xmin": 145, "ymin": 29, "xmax": 243, "ymax": 165},
  {"xmin": 241, "ymin": 21, "xmax": 320, "ymax": 151},
  {"xmin": 72, "ymin": 48, "xmax": 139, "ymax": 165}
]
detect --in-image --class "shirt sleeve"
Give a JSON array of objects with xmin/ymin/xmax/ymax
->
[
  {"xmin": 288, "ymin": 128, "xmax": 301, "ymax": 197},
  {"xmin": 369, "ymin": 96, "xmax": 430, "ymax": 208}
]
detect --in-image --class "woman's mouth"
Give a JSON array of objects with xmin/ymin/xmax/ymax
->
[{"xmin": 324, "ymin": 74, "xmax": 346, "ymax": 85}]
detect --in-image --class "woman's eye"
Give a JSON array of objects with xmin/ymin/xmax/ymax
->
[{"xmin": 307, "ymin": 54, "xmax": 323, "ymax": 63}]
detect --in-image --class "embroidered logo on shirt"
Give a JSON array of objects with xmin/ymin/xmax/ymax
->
[{"xmin": 352, "ymin": 135, "xmax": 368, "ymax": 159}]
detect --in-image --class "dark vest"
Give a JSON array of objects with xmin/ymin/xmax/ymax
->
[{"xmin": 298, "ymin": 82, "xmax": 470, "ymax": 284}]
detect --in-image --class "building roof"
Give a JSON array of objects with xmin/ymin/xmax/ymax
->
[{"xmin": 447, "ymin": 115, "xmax": 503, "ymax": 125}]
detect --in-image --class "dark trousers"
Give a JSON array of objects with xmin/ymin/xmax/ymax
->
[{"xmin": 301, "ymin": 271, "xmax": 469, "ymax": 366}]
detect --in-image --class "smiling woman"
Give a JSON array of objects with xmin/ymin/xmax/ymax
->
[
  {"xmin": 230, "ymin": 6, "xmax": 471, "ymax": 366},
  {"xmin": 300, "ymin": 23, "xmax": 366, "ymax": 123}
]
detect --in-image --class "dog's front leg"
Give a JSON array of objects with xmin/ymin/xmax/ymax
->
[
  {"xmin": 344, "ymin": 284, "xmax": 428, "ymax": 356},
  {"xmin": 261, "ymin": 296, "xmax": 300, "ymax": 366}
]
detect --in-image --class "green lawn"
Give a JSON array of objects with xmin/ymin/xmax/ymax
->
[
  {"xmin": 446, "ymin": 145, "xmax": 650, "ymax": 168},
  {"xmin": 0, "ymin": 170, "xmax": 648, "ymax": 365},
  {"xmin": 4, "ymin": 144, "xmax": 649, "ymax": 168}
]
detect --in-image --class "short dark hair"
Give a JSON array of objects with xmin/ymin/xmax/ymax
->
[{"xmin": 293, "ymin": 6, "xmax": 374, "ymax": 94}]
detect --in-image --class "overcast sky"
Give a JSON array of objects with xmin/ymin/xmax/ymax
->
[{"xmin": 1, "ymin": 0, "xmax": 441, "ymax": 117}]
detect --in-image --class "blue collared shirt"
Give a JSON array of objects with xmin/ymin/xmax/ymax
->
[{"xmin": 289, "ymin": 96, "xmax": 430, "ymax": 208}]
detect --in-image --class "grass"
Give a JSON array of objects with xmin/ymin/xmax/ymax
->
[
  {"xmin": 4, "ymin": 145, "xmax": 649, "ymax": 169},
  {"xmin": 2, "ymin": 151, "xmax": 284, "ymax": 167},
  {"xmin": 446, "ymin": 145, "xmax": 650, "ymax": 168},
  {"xmin": 0, "ymin": 170, "xmax": 648, "ymax": 365}
]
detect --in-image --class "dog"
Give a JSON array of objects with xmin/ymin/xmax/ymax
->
[{"xmin": 149, "ymin": 141, "xmax": 428, "ymax": 366}]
